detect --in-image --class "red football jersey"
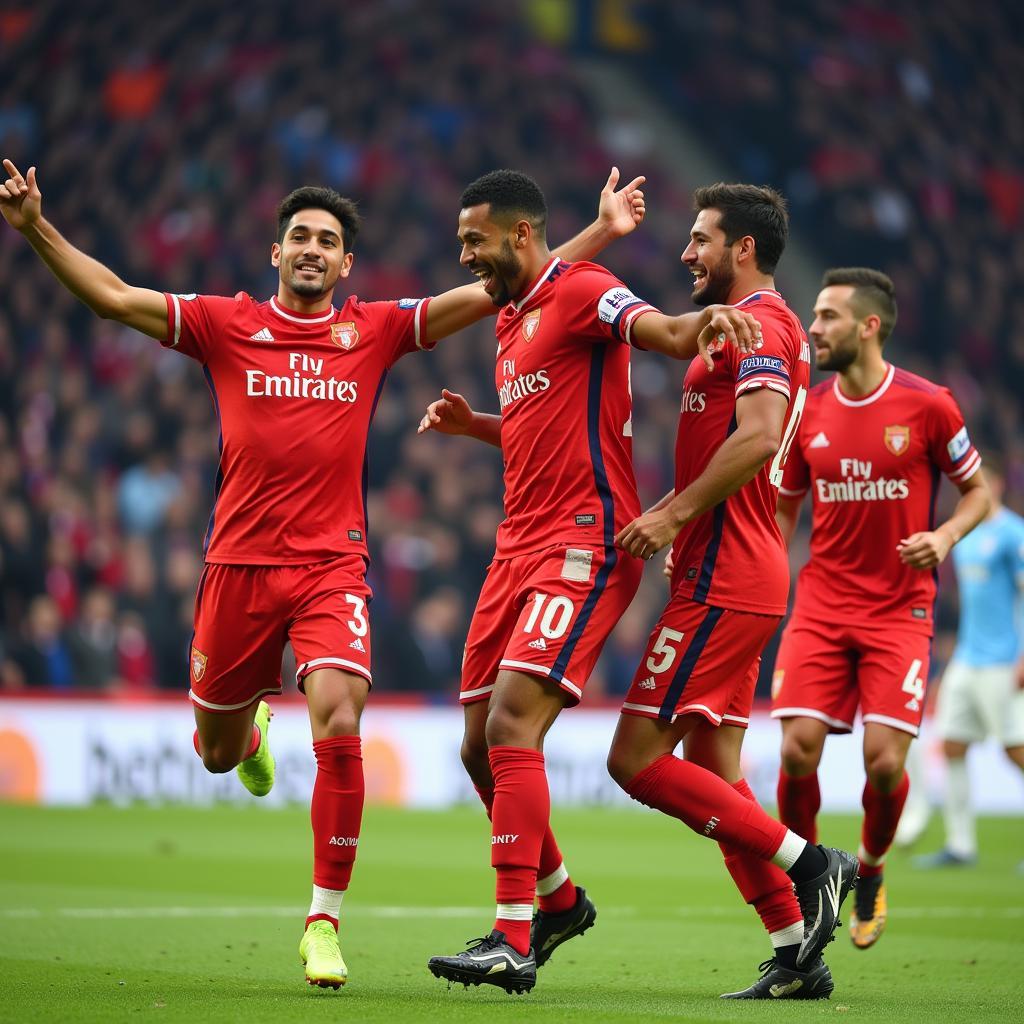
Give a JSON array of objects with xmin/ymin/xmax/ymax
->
[
  {"xmin": 669, "ymin": 289, "xmax": 811, "ymax": 615},
  {"xmin": 780, "ymin": 363, "xmax": 981, "ymax": 633},
  {"xmin": 492, "ymin": 258, "xmax": 656, "ymax": 559},
  {"xmin": 163, "ymin": 291, "xmax": 432, "ymax": 564}
]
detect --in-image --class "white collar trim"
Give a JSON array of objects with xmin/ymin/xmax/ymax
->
[
  {"xmin": 269, "ymin": 296, "xmax": 337, "ymax": 324},
  {"xmin": 833, "ymin": 363, "xmax": 895, "ymax": 407},
  {"xmin": 513, "ymin": 257, "xmax": 561, "ymax": 311},
  {"xmin": 733, "ymin": 288, "xmax": 782, "ymax": 306}
]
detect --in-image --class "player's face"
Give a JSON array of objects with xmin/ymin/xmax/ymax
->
[
  {"xmin": 810, "ymin": 286, "xmax": 863, "ymax": 372},
  {"xmin": 272, "ymin": 209, "xmax": 353, "ymax": 300},
  {"xmin": 681, "ymin": 209, "xmax": 737, "ymax": 306},
  {"xmin": 458, "ymin": 205, "xmax": 525, "ymax": 307}
]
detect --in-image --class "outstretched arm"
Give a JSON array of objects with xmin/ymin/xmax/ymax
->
[
  {"xmin": 423, "ymin": 167, "xmax": 647, "ymax": 345},
  {"xmin": 632, "ymin": 307, "xmax": 762, "ymax": 370},
  {"xmin": 417, "ymin": 388, "xmax": 501, "ymax": 448},
  {"xmin": 1, "ymin": 159, "xmax": 168, "ymax": 340}
]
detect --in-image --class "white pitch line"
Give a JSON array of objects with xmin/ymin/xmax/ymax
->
[{"xmin": 2, "ymin": 904, "xmax": 1022, "ymax": 921}]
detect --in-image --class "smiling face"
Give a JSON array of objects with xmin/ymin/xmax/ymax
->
[
  {"xmin": 680, "ymin": 208, "xmax": 738, "ymax": 307},
  {"xmin": 271, "ymin": 208, "xmax": 352, "ymax": 303},
  {"xmin": 809, "ymin": 285, "xmax": 870, "ymax": 372},
  {"xmin": 457, "ymin": 204, "xmax": 528, "ymax": 307}
]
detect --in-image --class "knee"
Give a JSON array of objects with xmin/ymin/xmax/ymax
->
[
  {"xmin": 780, "ymin": 733, "xmax": 820, "ymax": 777},
  {"xmin": 607, "ymin": 742, "xmax": 646, "ymax": 792},
  {"xmin": 484, "ymin": 704, "xmax": 532, "ymax": 749},
  {"xmin": 199, "ymin": 743, "xmax": 241, "ymax": 774},
  {"xmin": 461, "ymin": 734, "xmax": 491, "ymax": 785},
  {"xmin": 864, "ymin": 747, "xmax": 906, "ymax": 790}
]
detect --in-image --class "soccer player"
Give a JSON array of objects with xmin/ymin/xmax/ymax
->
[
  {"xmin": 913, "ymin": 455, "xmax": 1024, "ymax": 868},
  {"xmin": 771, "ymin": 268, "xmax": 990, "ymax": 949},
  {"xmin": 418, "ymin": 170, "xmax": 764, "ymax": 995},
  {"xmin": 0, "ymin": 156, "xmax": 648, "ymax": 988},
  {"xmin": 608, "ymin": 184, "xmax": 855, "ymax": 1001}
]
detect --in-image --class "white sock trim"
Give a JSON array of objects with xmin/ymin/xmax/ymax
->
[
  {"xmin": 770, "ymin": 922, "xmax": 804, "ymax": 949},
  {"xmin": 536, "ymin": 863, "xmax": 569, "ymax": 897},
  {"xmin": 771, "ymin": 830, "xmax": 807, "ymax": 871},
  {"xmin": 495, "ymin": 903, "xmax": 533, "ymax": 921},
  {"xmin": 858, "ymin": 842, "xmax": 887, "ymax": 868},
  {"xmin": 309, "ymin": 885, "xmax": 345, "ymax": 922}
]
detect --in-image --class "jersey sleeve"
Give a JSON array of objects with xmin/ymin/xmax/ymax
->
[
  {"xmin": 778, "ymin": 425, "xmax": 810, "ymax": 498},
  {"xmin": 726, "ymin": 312, "xmax": 796, "ymax": 402},
  {"xmin": 162, "ymin": 293, "xmax": 241, "ymax": 363},
  {"xmin": 926, "ymin": 388, "xmax": 982, "ymax": 484},
  {"xmin": 557, "ymin": 266, "xmax": 659, "ymax": 346},
  {"xmin": 359, "ymin": 297, "xmax": 433, "ymax": 366}
]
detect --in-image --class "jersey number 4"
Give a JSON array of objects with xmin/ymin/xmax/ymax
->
[{"xmin": 769, "ymin": 385, "xmax": 807, "ymax": 488}]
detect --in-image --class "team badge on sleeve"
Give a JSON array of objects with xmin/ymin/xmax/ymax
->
[
  {"xmin": 522, "ymin": 309, "xmax": 542, "ymax": 341},
  {"xmin": 947, "ymin": 426, "xmax": 971, "ymax": 462},
  {"xmin": 191, "ymin": 646, "xmax": 208, "ymax": 682},
  {"xmin": 331, "ymin": 322, "xmax": 359, "ymax": 350},
  {"xmin": 884, "ymin": 425, "xmax": 910, "ymax": 455}
]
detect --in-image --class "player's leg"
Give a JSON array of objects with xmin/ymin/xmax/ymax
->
[
  {"xmin": 777, "ymin": 718, "xmax": 828, "ymax": 844},
  {"xmin": 893, "ymin": 736, "xmax": 931, "ymax": 848},
  {"xmin": 772, "ymin": 619, "xmax": 856, "ymax": 845},
  {"xmin": 915, "ymin": 660, "xmax": 983, "ymax": 866},
  {"xmin": 685, "ymin": 720, "xmax": 806, "ymax": 973},
  {"xmin": 288, "ymin": 556, "xmax": 375, "ymax": 988},
  {"xmin": 187, "ymin": 564, "xmax": 286, "ymax": 789}
]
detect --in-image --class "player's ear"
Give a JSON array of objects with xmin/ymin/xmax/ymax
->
[
  {"xmin": 271, "ymin": 242, "xmax": 282, "ymax": 268},
  {"xmin": 735, "ymin": 234, "xmax": 757, "ymax": 266},
  {"xmin": 514, "ymin": 219, "xmax": 531, "ymax": 248},
  {"xmin": 338, "ymin": 251, "xmax": 354, "ymax": 278}
]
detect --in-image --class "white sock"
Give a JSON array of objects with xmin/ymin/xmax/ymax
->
[
  {"xmin": 943, "ymin": 757, "xmax": 976, "ymax": 858},
  {"xmin": 770, "ymin": 830, "xmax": 807, "ymax": 871},
  {"xmin": 536, "ymin": 862, "xmax": 569, "ymax": 897},
  {"xmin": 770, "ymin": 922, "xmax": 804, "ymax": 950},
  {"xmin": 308, "ymin": 885, "xmax": 345, "ymax": 925}
]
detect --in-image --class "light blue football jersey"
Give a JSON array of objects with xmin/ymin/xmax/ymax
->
[{"xmin": 951, "ymin": 508, "xmax": 1024, "ymax": 666}]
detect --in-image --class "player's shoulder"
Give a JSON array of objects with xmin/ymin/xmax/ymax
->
[
  {"xmin": 889, "ymin": 365, "xmax": 947, "ymax": 400},
  {"xmin": 557, "ymin": 259, "xmax": 624, "ymax": 291}
]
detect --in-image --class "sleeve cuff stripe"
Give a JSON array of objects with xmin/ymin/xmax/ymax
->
[
  {"xmin": 949, "ymin": 450, "xmax": 982, "ymax": 481},
  {"xmin": 736, "ymin": 379, "xmax": 791, "ymax": 398},
  {"xmin": 778, "ymin": 486, "xmax": 807, "ymax": 497},
  {"xmin": 414, "ymin": 298, "xmax": 432, "ymax": 350},
  {"xmin": 624, "ymin": 305, "xmax": 656, "ymax": 347},
  {"xmin": 170, "ymin": 294, "xmax": 182, "ymax": 347}
]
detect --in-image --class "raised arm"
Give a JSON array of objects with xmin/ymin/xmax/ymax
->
[
  {"xmin": 1, "ymin": 159, "xmax": 168, "ymax": 340},
  {"xmin": 423, "ymin": 168, "xmax": 647, "ymax": 346},
  {"xmin": 417, "ymin": 388, "xmax": 501, "ymax": 448},
  {"xmin": 616, "ymin": 387, "xmax": 788, "ymax": 559}
]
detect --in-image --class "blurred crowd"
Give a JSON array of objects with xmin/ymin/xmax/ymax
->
[{"xmin": 0, "ymin": 0, "xmax": 1020, "ymax": 697}]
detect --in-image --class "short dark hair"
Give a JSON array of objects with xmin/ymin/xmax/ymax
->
[
  {"xmin": 821, "ymin": 267, "xmax": 898, "ymax": 344},
  {"xmin": 693, "ymin": 183, "xmax": 789, "ymax": 274},
  {"xmin": 276, "ymin": 186, "xmax": 361, "ymax": 250},
  {"xmin": 460, "ymin": 169, "xmax": 547, "ymax": 239}
]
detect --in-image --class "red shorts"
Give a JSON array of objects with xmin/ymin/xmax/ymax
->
[
  {"xmin": 770, "ymin": 616, "xmax": 931, "ymax": 736},
  {"xmin": 622, "ymin": 595, "xmax": 781, "ymax": 727},
  {"xmin": 188, "ymin": 555, "xmax": 373, "ymax": 713},
  {"xmin": 461, "ymin": 544, "xmax": 643, "ymax": 706}
]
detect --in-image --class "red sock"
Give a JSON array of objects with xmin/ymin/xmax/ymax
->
[
  {"xmin": 489, "ymin": 746, "xmax": 549, "ymax": 954},
  {"xmin": 191, "ymin": 726, "xmax": 259, "ymax": 762},
  {"xmin": 776, "ymin": 771, "xmax": 819, "ymax": 846},
  {"xmin": 475, "ymin": 784, "xmax": 576, "ymax": 914},
  {"xmin": 307, "ymin": 736, "xmax": 364, "ymax": 927},
  {"xmin": 625, "ymin": 754, "xmax": 787, "ymax": 859},
  {"xmin": 720, "ymin": 780, "xmax": 802, "ymax": 934},
  {"xmin": 859, "ymin": 772, "xmax": 909, "ymax": 877}
]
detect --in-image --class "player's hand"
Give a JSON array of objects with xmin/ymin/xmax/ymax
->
[
  {"xmin": 696, "ymin": 305, "xmax": 763, "ymax": 371},
  {"xmin": 663, "ymin": 548, "xmax": 674, "ymax": 580},
  {"xmin": 897, "ymin": 528, "xmax": 954, "ymax": 569},
  {"xmin": 0, "ymin": 160, "xmax": 42, "ymax": 232},
  {"xmin": 597, "ymin": 166, "xmax": 646, "ymax": 239},
  {"xmin": 615, "ymin": 507, "xmax": 682, "ymax": 560},
  {"xmin": 417, "ymin": 388, "xmax": 474, "ymax": 436}
]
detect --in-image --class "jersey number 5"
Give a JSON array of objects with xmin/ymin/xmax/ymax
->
[{"xmin": 768, "ymin": 385, "xmax": 807, "ymax": 488}]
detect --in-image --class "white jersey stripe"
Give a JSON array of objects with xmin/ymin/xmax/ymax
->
[
  {"xmin": 170, "ymin": 294, "xmax": 182, "ymax": 347},
  {"xmin": 269, "ymin": 296, "xmax": 337, "ymax": 324}
]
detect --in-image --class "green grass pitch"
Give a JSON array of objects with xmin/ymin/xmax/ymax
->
[{"xmin": 2, "ymin": 802, "xmax": 1022, "ymax": 1023}]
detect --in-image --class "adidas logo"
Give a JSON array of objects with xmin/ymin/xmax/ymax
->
[
  {"xmin": 809, "ymin": 431, "xmax": 830, "ymax": 448},
  {"xmin": 349, "ymin": 637, "xmax": 366, "ymax": 653},
  {"xmin": 638, "ymin": 676, "xmax": 656, "ymax": 690},
  {"xmin": 528, "ymin": 637, "xmax": 547, "ymax": 650},
  {"xmin": 249, "ymin": 327, "xmax": 275, "ymax": 342}
]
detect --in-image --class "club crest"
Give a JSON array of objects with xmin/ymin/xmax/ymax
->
[
  {"xmin": 884, "ymin": 424, "xmax": 910, "ymax": 455},
  {"xmin": 331, "ymin": 322, "xmax": 359, "ymax": 350},
  {"xmin": 522, "ymin": 308, "xmax": 542, "ymax": 341},
  {"xmin": 191, "ymin": 646, "xmax": 208, "ymax": 682}
]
